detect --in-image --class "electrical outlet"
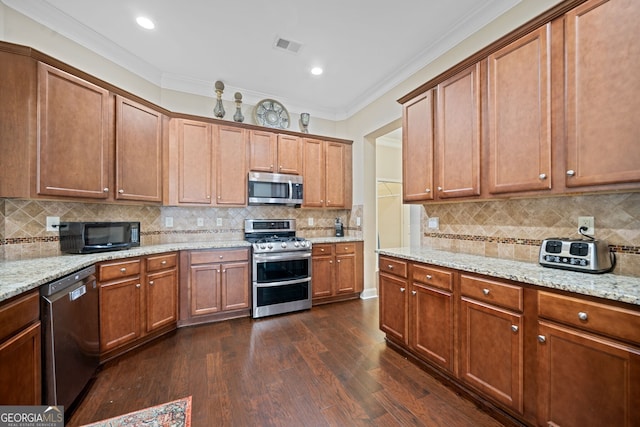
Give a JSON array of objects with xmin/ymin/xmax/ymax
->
[
  {"xmin": 46, "ymin": 216, "xmax": 60, "ymax": 232},
  {"xmin": 428, "ymin": 217, "xmax": 439, "ymax": 229},
  {"xmin": 356, "ymin": 217, "xmax": 361, "ymax": 226},
  {"xmin": 165, "ymin": 217, "xmax": 173, "ymax": 228},
  {"xmin": 216, "ymin": 218, "xmax": 223, "ymax": 227},
  {"xmin": 197, "ymin": 218, "xmax": 204, "ymax": 227},
  {"xmin": 308, "ymin": 218, "xmax": 314, "ymax": 226},
  {"xmin": 578, "ymin": 216, "xmax": 594, "ymax": 235}
]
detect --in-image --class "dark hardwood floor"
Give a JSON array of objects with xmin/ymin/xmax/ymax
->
[{"xmin": 68, "ymin": 299, "xmax": 505, "ymax": 426}]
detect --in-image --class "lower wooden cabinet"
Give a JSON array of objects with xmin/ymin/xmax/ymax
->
[
  {"xmin": 379, "ymin": 258, "xmax": 408, "ymax": 343},
  {"xmin": 179, "ymin": 248, "xmax": 250, "ymax": 325},
  {"xmin": 98, "ymin": 253, "xmax": 178, "ymax": 360},
  {"xmin": 0, "ymin": 290, "xmax": 41, "ymax": 405},
  {"xmin": 311, "ymin": 241, "xmax": 363, "ymax": 304}
]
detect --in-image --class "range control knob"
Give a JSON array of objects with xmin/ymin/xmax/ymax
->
[
  {"xmin": 267, "ymin": 243, "xmax": 273, "ymax": 250},
  {"xmin": 281, "ymin": 242, "xmax": 287, "ymax": 248},
  {"xmin": 294, "ymin": 241, "xmax": 300, "ymax": 247}
]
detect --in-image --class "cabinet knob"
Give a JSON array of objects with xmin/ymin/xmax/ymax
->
[
  {"xmin": 337, "ymin": 259, "xmax": 341, "ymax": 263},
  {"xmin": 329, "ymin": 260, "xmax": 333, "ymax": 264},
  {"xmin": 149, "ymin": 280, "xmax": 154, "ymax": 286},
  {"xmin": 219, "ymin": 255, "xmax": 223, "ymax": 259},
  {"xmin": 539, "ymin": 173, "xmax": 547, "ymax": 180},
  {"xmin": 537, "ymin": 335, "xmax": 546, "ymax": 343},
  {"xmin": 320, "ymin": 248, "xmax": 325, "ymax": 252},
  {"xmin": 426, "ymin": 275, "xmax": 432, "ymax": 280},
  {"xmin": 387, "ymin": 264, "xmax": 393, "ymax": 269},
  {"xmin": 161, "ymin": 260, "xmax": 167, "ymax": 265},
  {"xmin": 578, "ymin": 311, "xmax": 588, "ymax": 321},
  {"xmin": 120, "ymin": 268, "xmax": 127, "ymax": 273},
  {"xmin": 437, "ymin": 186, "xmax": 443, "ymax": 191},
  {"xmin": 511, "ymin": 325, "xmax": 519, "ymax": 333},
  {"xmin": 118, "ymin": 189, "xmax": 124, "ymax": 194},
  {"xmin": 425, "ymin": 188, "xmax": 431, "ymax": 193},
  {"xmin": 103, "ymin": 188, "xmax": 109, "ymax": 193},
  {"xmin": 136, "ymin": 283, "xmax": 141, "ymax": 288},
  {"xmin": 482, "ymin": 288, "xmax": 490, "ymax": 296},
  {"xmin": 207, "ymin": 195, "xmax": 211, "ymax": 199},
  {"xmin": 411, "ymin": 290, "xmax": 417, "ymax": 296},
  {"xmin": 566, "ymin": 169, "xmax": 576, "ymax": 177},
  {"xmin": 222, "ymin": 269, "xmax": 226, "ymax": 273},
  {"xmin": 400, "ymin": 287, "xmax": 406, "ymax": 292}
]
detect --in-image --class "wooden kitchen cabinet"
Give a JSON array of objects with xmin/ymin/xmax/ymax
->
[
  {"xmin": 378, "ymin": 256, "xmax": 409, "ymax": 344},
  {"xmin": 179, "ymin": 248, "xmax": 250, "ymax": 325},
  {"xmin": 487, "ymin": 24, "xmax": 552, "ymax": 194},
  {"xmin": 172, "ymin": 118, "xmax": 213, "ymax": 205},
  {"xmin": 0, "ymin": 290, "xmax": 41, "ymax": 405},
  {"xmin": 249, "ymin": 131, "xmax": 302, "ymax": 175},
  {"xmin": 98, "ymin": 253, "xmax": 178, "ymax": 360},
  {"xmin": 302, "ymin": 138, "xmax": 352, "ymax": 208},
  {"xmin": 311, "ymin": 242, "xmax": 363, "ymax": 304},
  {"xmin": 214, "ymin": 126, "xmax": 247, "ymax": 205},
  {"xmin": 402, "ymin": 91, "xmax": 434, "ymax": 202},
  {"xmin": 37, "ymin": 62, "xmax": 111, "ymax": 199},
  {"xmin": 564, "ymin": 0, "xmax": 640, "ymax": 189},
  {"xmin": 459, "ymin": 274, "xmax": 524, "ymax": 414},
  {"xmin": 537, "ymin": 291, "xmax": 640, "ymax": 427}
]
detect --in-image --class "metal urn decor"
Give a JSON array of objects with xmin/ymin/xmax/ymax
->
[
  {"xmin": 233, "ymin": 92, "xmax": 244, "ymax": 122},
  {"xmin": 300, "ymin": 112, "xmax": 310, "ymax": 133},
  {"xmin": 213, "ymin": 80, "xmax": 225, "ymax": 118}
]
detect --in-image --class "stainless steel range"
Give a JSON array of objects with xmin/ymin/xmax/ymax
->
[{"xmin": 245, "ymin": 219, "xmax": 312, "ymax": 318}]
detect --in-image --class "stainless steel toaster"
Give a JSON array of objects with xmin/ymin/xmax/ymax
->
[{"xmin": 539, "ymin": 238, "xmax": 613, "ymax": 273}]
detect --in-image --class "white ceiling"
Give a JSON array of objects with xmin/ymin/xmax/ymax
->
[{"xmin": 3, "ymin": 0, "xmax": 523, "ymax": 120}]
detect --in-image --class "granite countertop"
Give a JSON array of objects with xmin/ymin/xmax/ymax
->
[
  {"xmin": 377, "ymin": 247, "xmax": 640, "ymax": 307},
  {"xmin": 0, "ymin": 241, "xmax": 251, "ymax": 303}
]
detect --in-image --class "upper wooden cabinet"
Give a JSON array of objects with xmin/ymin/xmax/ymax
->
[
  {"xmin": 302, "ymin": 138, "xmax": 352, "ymax": 208},
  {"xmin": 115, "ymin": 95, "xmax": 163, "ymax": 203},
  {"xmin": 37, "ymin": 62, "xmax": 111, "ymax": 199},
  {"xmin": 402, "ymin": 91, "xmax": 434, "ymax": 202},
  {"xmin": 249, "ymin": 131, "xmax": 302, "ymax": 175},
  {"xmin": 176, "ymin": 119, "xmax": 213, "ymax": 204},
  {"xmin": 487, "ymin": 24, "xmax": 552, "ymax": 194},
  {"xmin": 214, "ymin": 126, "xmax": 247, "ymax": 206},
  {"xmin": 564, "ymin": 0, "xmax": 640, "ymax": 188}
]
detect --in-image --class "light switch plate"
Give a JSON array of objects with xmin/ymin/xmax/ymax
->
[
  {"xmin": 165, "ymin": 217, "xmax": 173, "ymax": 228},
  {"xmin": 197, "ymin": 218, "xmax": 204, "ymax": 227},
  {"xmin": 216, "ymin": 218, "xmax": 223, "ymax": 226},
  {"xmin": 308, "ymin": 218, "xmax": 314, "ymax": 226}
]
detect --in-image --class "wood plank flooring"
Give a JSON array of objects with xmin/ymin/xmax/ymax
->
[{"xmin": 67, "ymin": 299, "xmax": 506, "ymax": 426}]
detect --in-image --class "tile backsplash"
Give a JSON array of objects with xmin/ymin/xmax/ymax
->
[
  {"xmin": 0, "ymin": 199, "xmax": 362, "ymax": 260},
  {"xmin": 420, "ymin": 192, "xmax": 640, "ymax": 277}
]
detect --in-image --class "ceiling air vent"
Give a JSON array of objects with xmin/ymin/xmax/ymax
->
[{"xmin": 274, "ymin": 37, "xmax": 303, "ymax": 54}]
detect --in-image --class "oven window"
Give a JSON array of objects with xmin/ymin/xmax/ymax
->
[
  {"xmin": 256, "ymin": 259, "xmax": 309, "ymax": 283},
  {"xmin": 256, "ymin": 282, "xmax": 309, "ymax": 307}
]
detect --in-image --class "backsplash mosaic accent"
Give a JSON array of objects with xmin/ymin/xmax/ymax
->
[
  {"xmin": 420, "ymin": 192, "xmax": 640, "ymax": 277},
  {"xmin": 0, "ymin": 199, "xmax": 363, "ymax": 260}
]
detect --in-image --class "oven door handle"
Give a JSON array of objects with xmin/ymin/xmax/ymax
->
[
  {"xmin": 253, "ymin": 277, "xmax": 311, "ymax": 288},
  {"xmin": 253, "ymin": 252, "xmax": 311, "ymax": 262}
]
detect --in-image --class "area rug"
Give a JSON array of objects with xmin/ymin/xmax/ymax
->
[{"xmin": 80, "ymin": 396, "xmax": 191, "ymax": 427}]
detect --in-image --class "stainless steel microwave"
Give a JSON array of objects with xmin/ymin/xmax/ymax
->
[
  {"xmin": 248, "ymin": 172, "xmax": 303, "ymax": 206},
  {"xmin": 59, "ymin": 221, "xmax": 140, "ymax": 254}
]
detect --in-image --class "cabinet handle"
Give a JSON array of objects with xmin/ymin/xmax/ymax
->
[
  {"xmin": 511, "ymin": 325, "xmax": 519, "ymax": 333},
  {"xmin": 161, "ymin": 260, "xmax": 167, "ymax": 265},
  {"xmin": 537, "ymin": 335, "xmax": 546, "ymax": 343},
  {"xmin": 207, "ymin": 195, "xmax": 211, "ymax": 199},
  {"xmin": 482, "ymin": 288, "xmax": 490, "ymax": 296},
  {"xmin": 219, "ymin": 255, "xmax": 223, "ymax": 259},
  {"xmin": 426, "ymin": 275, "xmax": 432, "ymax": 280},
  {"xmin": 400, "ymin": 287, "xmax": 406, "ymax": 293},
  {"xmin": 337, "ymin": 259, "xmax": 341, "ymax": 263},
  {"xmin": 578, "ymin": 311, "xmax": 588, "ymax": 321},
  {"xmin": 437, "ymin": 186, "xmax": 443, "ymax": 191},
  {"xmin": 222, "ymin": 269, "xmax": 226, "ymax": 273},
  {"xmin": 118, "ymin": 189, "xmax": 124, "ymax": 194},
  {"xmin": 425, "ymin": 188, "xmax": 431, "ymax": 193},
  {"xmin": 329, "ymin": 260, "xmax": 333, "ymax": 264},
  {"xmin": 120, "ymin": 268, "xmax": 126, "ymax": 273},
  {"xmin": 387, "ymin": 264, "xmax": 393, "ymax": 269},
  {"xmin": 411, "ymin": 290, "xmax": 417, "ymax": 295},
  {"xmin": 136, "ymin": 283, "xmax": 141, "ymax": 288},
  {"xmin": 103, "ymin": 187, "xmax": 109, "ymax": 193},
  {"xmin": 566, "ymin": 170, "xmax": 576, "ymax": 177},
  {"xmin": 539, "ymin": 173, "xmax": 547, "ymax": 180},
  {"xmin": 149, "ymin": 280, "xmax": 154, "ymax": 286},
  {"xmin": 320, "ymin": 248, "xmax": 325, "ymax": 252}
]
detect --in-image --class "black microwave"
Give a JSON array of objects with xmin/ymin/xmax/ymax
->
[
  {"xmin": 59, "ymin": 221, "xmax": 140, "ymax": 254},
  {"xmin": 248, "ymin": 172, "xmax": 303, "ymax": 206}
]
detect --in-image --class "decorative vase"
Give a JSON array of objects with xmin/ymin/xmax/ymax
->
[
  {"xmin": 213, "ymin": 80, "xmax": 225, "ymax": 118},
  {"xmin": 233, "ymin": 92, "xmax": 244, "ymax": 122},
  {"xmin": 300, "ymin": 112, "xmax": 310, "ymax": 133}
]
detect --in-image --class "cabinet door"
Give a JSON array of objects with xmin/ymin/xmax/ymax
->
[
  {"xmin": 190, "ymin": 263, "xmax": 221, "ymax": 316},
  {"xmin": 37, "ymin": 62, "xmax": 110, "ymax": 199},
  {"xmin": 488, "ymin": 24, "xmax": 552, "ymax": 194},
  {"xmin": 460, "ymin": 297, "xmax": 523, "ymax": 414},
  {"xmin": 565, "ymin": 0, "xmax": 640, "ymax": 188},
  {"xmin": 335, "ymin": 253, "xmax": 356, "ymax": 294},
  {"xmin": 312, "ymin": 245, "xmax": 334, "ymax": 298},
  {"xmin": 0, "ymin": 322, "xmax": 41, "ymax": 405},
  {"xmin": 537, "ymin": 320, "xmax": 640, "ymax": 427},
  {"xmin": 221, "ymin": 261, "xmax": 250, "ymax": 311},
  {"xmin": 302, "ymin": 138, "xmax": 325, "ymax": 207},
  {"xmin": 249, "ymin": 130, "xmax": 277, "ymax": 173},
  {"xmin": 215, "ymin": 126, "xmax": 247, "ymax": 205},
  {"xmin": 99, "ymin": 278, "xmax": 142, "ymax": 351},
  {"xmin": 379, "ymin": 272, "xmax": 408, "ymax": 344},
  {"xmin": 177, "ymin": 119, "xmax": 213, "ymax": 204},
  {"xmin": 146, "ymin": 268, "xmax": 178, "ymax": 332},
  {"xmin": 325, "ymin": 142, "xmax": 347, "ymax": 208},
  {"xmin": 410, "ymin": 283, "xmax": 453, "ymax": 371},
  {"xmin": 436, "ymin": 64, "xmax": 481, "ymax": 199},
  {"xmin": 402, "ymin": 91, "xmax": 435, "ymax": 201},
  {"xmin": 277, "ymin": 134, "xmax": 302, "ymax": 175},
  {"xmin": 115, "ymin": 96, "xmax": 163, "ymax": 202}
]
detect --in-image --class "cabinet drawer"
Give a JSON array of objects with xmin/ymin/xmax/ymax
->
[
  {"xmin": 312, "ymin": 244, "xmax": 333, "ymax": 256},
  {"xmin": 146, "ymin": 252, "xmax": 177, "ymax": 272},
  {"xmin": 0, "ymin": 291, "xmax": 39, "ymax": 341},
  {"xmin": 98, "ymin": 259, "xmax": 141, "ymax": 281},
  {"xmin": 411, "ymin": 263, "xmax": 453, "ymax": 291},
  {"xmin": 190, "ymin": 248, "xmax": 249, "ymax": 265},
  {"xmin": 379, "ymin": 256, "xmax": 408, "ymax": 278},
  {"xmin": 460, "ymin": 274, "xmax": 522, "ymax": 311},
  {"xmin": 539, "ymin": 291, "xmax": 640, "ymax": 345},
  {"xmin": 335, "ymin": 243, "xmax": 356, "ymax": 255}
]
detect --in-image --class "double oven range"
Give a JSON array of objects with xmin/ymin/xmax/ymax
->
[{"xmin": 245, "ymin": 219, "xmax": 312, "ymax": 318}]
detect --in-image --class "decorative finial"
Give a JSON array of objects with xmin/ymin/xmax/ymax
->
[
  {"xmin": 213, "ymin": 80, "xmax": 225, "ymax": 118},
  {"xmin": 233, "ymin": 92, "xmax": 244, "ymax": 122}
]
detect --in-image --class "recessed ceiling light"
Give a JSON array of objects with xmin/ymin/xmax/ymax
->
[
  {"xmin": 136, "ymin": 16, "xmax": 155, "ymax": 30},
  {"xmin": 311, "ymin": 67, "xmax": 323, "ymax": 76}
]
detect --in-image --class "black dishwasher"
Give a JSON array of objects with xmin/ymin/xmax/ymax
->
[{"xmin": 40, "ymin": 265, "xmax": 99, "ymax": 412}]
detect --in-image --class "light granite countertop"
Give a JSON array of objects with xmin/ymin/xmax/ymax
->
[
  {"xmin": 377, "ymin": 247, "xmax": 640, "ymax": 307},
  {"xmin": 0, "ymin": 241, "xmax": 250, "ymax": 303}
]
